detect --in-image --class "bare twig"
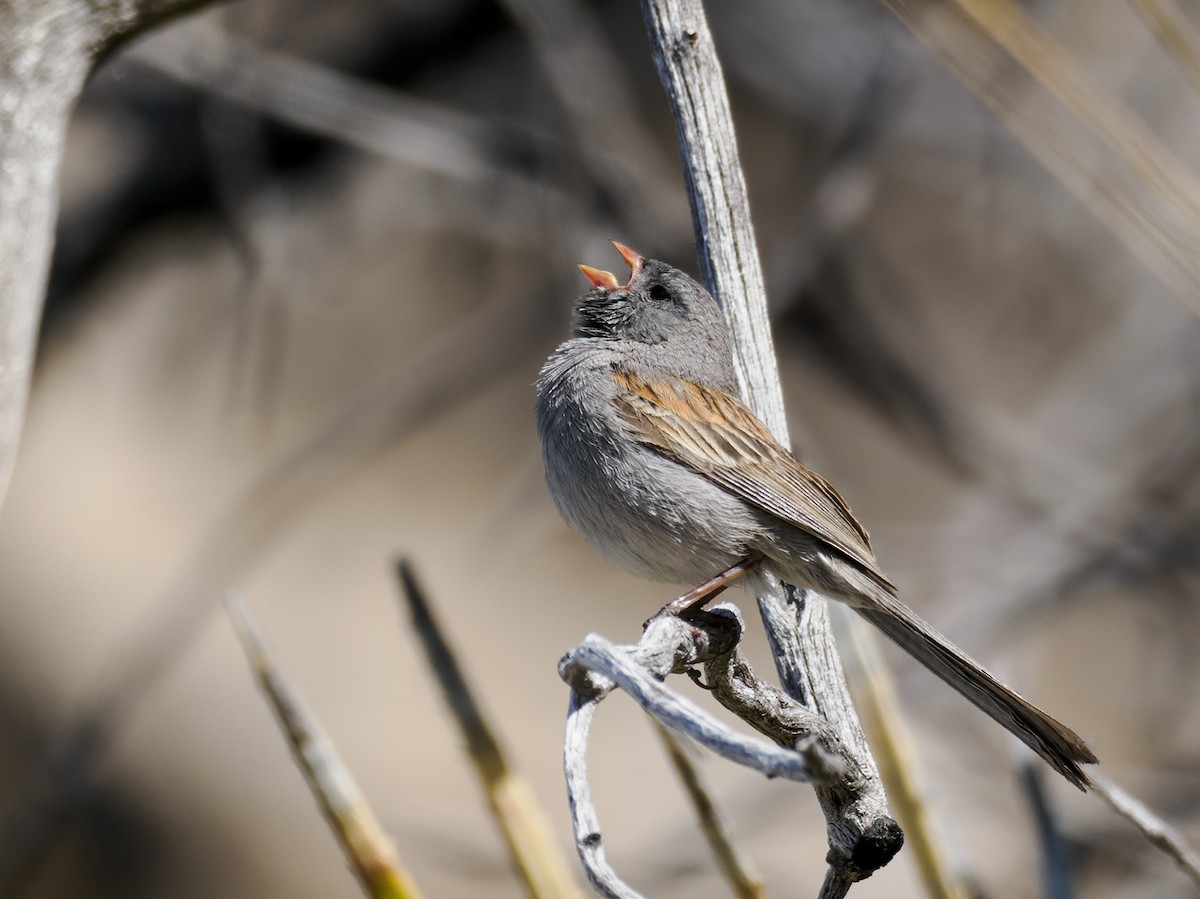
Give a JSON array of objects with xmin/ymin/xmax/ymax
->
[
  {"xmin": 396, "ymin": 561, "xmax": 584, "ymax": 899},
  {"xmin": 652, "ymin": 723, "xmax": 764, "ymax": 899},
  {"xmin": 842, "ymin": 625, "xmax": 970, "ymax": 899},
  {"xmin": 637, "ymin": 0, "xmax": 903, "ymax": 883},
  {"xmin": 560, "ymin": 629, "xmax": 841, "ymax": 783},
  {"xmin": 226, "ymin": 596, "xmax": 423, "ymax": 899},
  {"xmin": 559, "ymin": 603, "xmax": 849, "ymax": 896},
  {"xmin": 817, "ymin": 870, "xmax": 854, "ymax": 899},
  {"xmin": 1091, "ymin": 771, "xmax": 1200, "ymax": 889},
  {"xmin": 563, "ymin": 692, "xmax": 639, "ymax": 899}
]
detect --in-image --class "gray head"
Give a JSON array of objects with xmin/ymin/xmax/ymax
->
[{"xmin": 572, "ymin": 242, "xmax": 738, "ymax": 390}]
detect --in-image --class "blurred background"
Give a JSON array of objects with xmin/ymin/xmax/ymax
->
[{"xmin": 1, "ymin": 0, "xmax": 1199, "ymax": 896}]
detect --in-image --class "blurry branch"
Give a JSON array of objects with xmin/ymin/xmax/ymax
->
[
  {"xmin": 1090, "ymin": 771, "xmax": 1200, "ymax": 890},
  {"xmin": 198, "ymin": 99, "xmax": 276, "ymax": 419},
  {"xmin": 638, "ymin": 0, "xmax": 906, "ymax": 888},
  {"xmin": 652, "ymin": 723, "xmax": 764, "ymax": 899},
  {"xmin": 0, "ymin": 289, "xmax": 554, "ymax": 886},
  {"xmin": 0, "ymin": 0, "xmax": 213, "ymax": 513},
  {"xmin": 126, "ymin": 20, "xmax": 686, "ymax": 248},
  {"xmin": 497, "ymin": 0, "xmax": 685, "ymax": 237},
  {"xmin": 226, "ymin": 596, "xmax": 423, "ymax": 899},
  {"xmin": 126, "ymin": 23, "xmax": 562, "ymax": 189},
  {"xmin": 1128, "ymin": 0, "xmax": 1200, "ymax": 94},
  {"xmin": 396, "ymin": 561, "xmax": 584, "ymax": 899},
  {"xmin": 558, "ymin": 604, "xmax": 847, "ymax": 898},
  {"xmin": 880, "ymin": 0, "xmax": 1200, "ymax": 316},
  {"xmin": 841, "ymin": 625, "xmax": 970, "ymax": 899}
]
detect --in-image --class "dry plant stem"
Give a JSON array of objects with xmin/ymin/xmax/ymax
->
[
  {"xmin": 0, "ymin": 0, "xmax": 211, "ymax": 512},
  {"xmin": 756, "ymin": 590, "xmax": 902, "ymax": 879},
  {"xmin": 637, "ymin": 0, "xmax": 783, "ymax": 418},
  {"xmin": 563, "ymin": 693, "xmax": 638, "ymax": 899},
  {"xmin": 651, "ymin": 723, "xmax": 764, "ymax": 899},
  {"xmin": 842, "ymin": 625, "xmax": 969, "ymax": 899},
  {"xmin": 560, "ymin": 624, "xmax": 841, "ymax": 783},
  {"xmin": 880, "ymin": 0, "xmax": 1200, "ymax": 315},
  {"xmin": 638, "ymin": 0, "xmax": 902, "ymax": 883},
  {"xmin": 559, "ymin": 604, "xmax": 851, "ymax": 897},
  {"xmin": 1127, "ymin": 0, "xmax": 1200, "ymax": 95},
  {"xmin": 817, "ymin": 871, "xmax": 854, "ymax": 899},
  {"xmin": 225, "ymin": 596, "xmax": 422, "ymax": 899},
  {"xmin": 128, "ymin": 25, "xmax": 562, "ymax": 192},
  {"xmin": 1090, "ymin": 771, "xmax": 1200, "ymax": 889},
  {"xmin": 396, "ymin": 561, "xmax": 584, "ymax": 899},
  {"xmin": 0, "ymin": 292, "xmax": 551, "ymax": 886}
]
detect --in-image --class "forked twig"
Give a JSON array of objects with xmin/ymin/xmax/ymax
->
[{"xmin": 559, "ymin": 603, "xmax": 849, "ymax": 897}]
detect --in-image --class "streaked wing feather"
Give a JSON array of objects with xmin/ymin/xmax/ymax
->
[{"xmin": 613, "ymin": 369, "xmax": 892, "ymax": 585}]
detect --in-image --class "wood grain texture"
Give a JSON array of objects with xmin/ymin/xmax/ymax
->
[{"xmin": 637, "ymin": 0, "xmax": 902, "ymax": 884}]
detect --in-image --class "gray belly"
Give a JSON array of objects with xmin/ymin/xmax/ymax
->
[{"xmin": 542, "ymin": 420, "xmax": 764, "ymax": 585}]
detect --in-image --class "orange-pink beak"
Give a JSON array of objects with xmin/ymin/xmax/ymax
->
[{"xmin": 578, "ymin": 240, "xmax": 646, "ymax": 290}]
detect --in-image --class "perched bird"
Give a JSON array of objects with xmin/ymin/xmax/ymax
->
[{"xmin": 535, "ymin": 241, "xmax": 1096, "ymax": 789}]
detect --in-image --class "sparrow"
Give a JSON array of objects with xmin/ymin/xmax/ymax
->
[{"xmin": 535, "ymin": 241, "xmax": 1097, "ymax": 789}]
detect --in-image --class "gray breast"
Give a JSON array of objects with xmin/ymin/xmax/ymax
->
[{"xmin": 536, "ymin": 341, "xmax": 763, "ymax": 584}]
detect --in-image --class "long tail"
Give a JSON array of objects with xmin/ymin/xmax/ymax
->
[{"xmin": 847, "ymin": 579, "xmax": 1097, "ymax": 790}]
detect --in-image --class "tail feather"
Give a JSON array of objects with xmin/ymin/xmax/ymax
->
[{"xmin": 853, "ymin": 587, "xmax": 1097, "ymax": 790}]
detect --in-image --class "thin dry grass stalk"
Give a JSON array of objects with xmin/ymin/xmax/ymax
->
[
  {"xmin": 1127, "ymin": 0, "xmax": 1200, "ymax": 94},
  {"xmin": 842, "ymin": 623, "xmax": 971, "ymax": 899},
  {"xmin": 225, "ymin": 596, "xmax": 423, "ymax": 899},
  {"xmin": 651, "ymin": 722, "xmax": 764, "ymax": 899},
  {"xmin": 881, "ymin": 0, "xmax": 1200, "ymax": 315},
  {"xmin": 396, "ymin": 561, "xmax": 585, "ymax": 899},
  {"xmin": 1090, "ymin": 771, "xmax": 1200, "ymax": 890}
]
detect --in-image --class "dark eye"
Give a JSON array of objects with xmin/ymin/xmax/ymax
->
[{"xmin": 648, "ymin": 284, "xmax": 670, "ymax": 302}]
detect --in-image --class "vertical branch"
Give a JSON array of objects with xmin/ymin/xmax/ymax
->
[
  {"xmin": 0, "ymin": 5, "xmax": 94, "ymax": 508},
  {"xmin": 0, "ymin": 0, "xmax": 216, "ymax": 511},
  {"xmin": 637, "ymin": 0, "xmax": 902, "ymax": 885},
  {"xmin": 636, "ymin": 1, "xmax": 784, "ymax": 426}
]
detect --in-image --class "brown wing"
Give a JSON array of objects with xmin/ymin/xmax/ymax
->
[{"xmin": 613, "ymin": 368, "xmax": 894, "ymax": 587}]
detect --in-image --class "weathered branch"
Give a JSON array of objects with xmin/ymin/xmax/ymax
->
[
  {"xmin": 636, "ymin": 0, "xmax": 901, "ymax": 884},
  {"xmin": 0, "ymin": 0, "xmax": 215, "ymax": 511},
  {"xmin": 558, "ymin": 604, "xmax": 850, "ymax": 897}
]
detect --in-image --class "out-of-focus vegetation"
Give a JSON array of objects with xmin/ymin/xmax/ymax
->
[{"xmin": 1, "ymin": 1, "xmax": 1198, "ymax": 896}]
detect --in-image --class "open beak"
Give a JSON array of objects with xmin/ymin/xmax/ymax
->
[
  {"xmin": 610, "ymin": 240, "xmax": 645, "ymax": 278},
  {"xmin": 577, "ymin": 241, "xmax": 646, "ymax": 291},
  {"xmin": 578, "ymin": 264, "xmax": 620, "ymax": 290}
]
